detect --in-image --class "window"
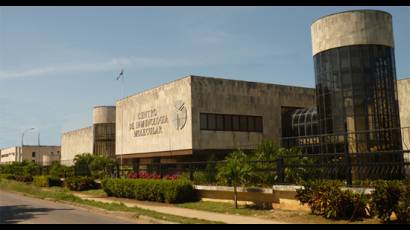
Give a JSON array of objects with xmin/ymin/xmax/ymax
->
[
  {"xmin": 255, "ymin": 116, "xmax": 263, "ymax": 132},
  {"xmin": 248, "ymin": 116, "xmax": 255, "ymax": 132},
  {"xmin": 232, "ymin": 115, "xmax": 240, "ymax": 131},
  {"xmin": 239, "ymin": 116, "xmax": 248, "ymax": 131},
  {"xmin": 216, "ymin": 114, "xmax": 224, "ymax": 131},
  {"xmin": 208, "ymin": 114, "xmax": 216, "ymax": 130},
  {"xmin": 224, "ymin": 115, "xmax": 232, "ymax": 131},
  {"xmin": 32, "ymin": 152, "xmax": 36, "ymax": 158},
  {"xmin": 200, "ymin": 113, "xmax": 208, "ymax": 130},
  {"xmin": 199, "ymin": 113, "xmax": 263, "ymax": 133}
]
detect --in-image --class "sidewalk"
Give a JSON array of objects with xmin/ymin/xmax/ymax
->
[{"xmin": 74, "ymin": 193, "xmax": 286, "ymax": 224}]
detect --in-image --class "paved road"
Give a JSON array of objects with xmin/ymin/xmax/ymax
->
[{"xmin": 0, "ymin": 190, "xmax": 142, "ymax": 224}]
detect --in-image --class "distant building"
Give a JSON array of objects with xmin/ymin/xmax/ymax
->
[
  {"xmin": 60, "ymin": 106, "xmax": 116, "ymax": 166},
  {"xmin": 0, "ymin": 145, "xmax": 61, "ymax": 166}
]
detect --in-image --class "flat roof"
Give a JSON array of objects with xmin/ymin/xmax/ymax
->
[{"xmin": 117, "ymin": 74, "xmax": 315, "ymax": 103}]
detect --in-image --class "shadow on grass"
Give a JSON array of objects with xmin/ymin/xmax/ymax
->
[{"xmin": 0, "ymin": 205, "xmax": 72, "ymax": 224}]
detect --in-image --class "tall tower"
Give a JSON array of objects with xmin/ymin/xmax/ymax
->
[
  {"xmin": 92, "ymin": 106, "xmax": 116, "ymax": 158},
  {"xmin": 311, "ymin": 10, "xmax": 402, "ymax": 153}
]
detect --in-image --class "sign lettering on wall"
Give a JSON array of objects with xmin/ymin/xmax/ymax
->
[
  {"xmin": 129, "ymin": 109, "xmax": 168, "ymax": 137},
  {"xmin": 128, "ymin": 101, "xmax": 187, "ymax": 138}
]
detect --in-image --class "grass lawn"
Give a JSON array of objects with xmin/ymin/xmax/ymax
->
[
  {"xmin": 0, "ymin": 179, "xmax": 222, "ymax": 224},
  {"xmin": 176, "ymin": 201, "xmax": 381, "ymax": 224},
  {"xmin": 76, "ymin": 189, "xmax": 108, "ymax": 197}
]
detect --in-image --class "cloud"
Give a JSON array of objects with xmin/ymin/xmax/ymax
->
[{"xmin": 0, "ymin": 56, "xmax": 196, "ymax": 80}]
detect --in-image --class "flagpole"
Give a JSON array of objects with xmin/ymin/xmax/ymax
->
[{"xmin": 120, "ymin": 70, "xmax": 124, "ymax": 176}]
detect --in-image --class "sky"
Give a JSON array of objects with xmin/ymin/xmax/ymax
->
[{"xmin": 0, "ymin": 6, "xmax": 409, "ymax": 147}]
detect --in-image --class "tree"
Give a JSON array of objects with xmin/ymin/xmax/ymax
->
[
  {"xmin": 49, "ymin": 162, "xmax": 74, "ymax": 178},
  {"xmin": 73, "ymin": 153, "xmax": 117, "ymax": 178},
  {"xmin": 73, "ymin": 153, "xmax": 94, "ymax": 176},
  {"xmin": 89, "ymin": 155, "xmax": 116, "ymax": 178},
  {"xmin": 248, "ymin": 140, "xmax": 280, "ymax": 186},
  {"xmin": 217, "ymin": 150, "xmax": 252, "ymax": 209}
]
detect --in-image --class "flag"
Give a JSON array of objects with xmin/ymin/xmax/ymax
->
[{"xmin": 116, "ymin": 69, "xmax": 124, "ymax": 80}]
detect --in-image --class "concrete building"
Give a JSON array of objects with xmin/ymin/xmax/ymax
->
[
  {"xmin": 398, "ymin": 78, "xmax": 410, "ymax": 153},
  {"xmin": 0, "ymin": 145, "xmax": 61, "ymax": 166},
  {"xmin": 115, "ymin": 75, "xmax": 316, "ymax": 164},
  {"xmin": 60, "ymin": 106, "xmax": 116, "ymax": 166}
]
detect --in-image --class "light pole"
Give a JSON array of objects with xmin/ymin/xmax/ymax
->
[
  {"xmin": 21, "ymin": 128, "xmax": 35, "ymax": 147},
  {"xmin": 20, "ymin": 128, "xmax": 35, "ymax": 162}
]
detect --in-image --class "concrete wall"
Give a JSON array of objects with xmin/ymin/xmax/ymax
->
[
  {"xmin": 191, "ymin": 76, "xmax": 316, "ymax": 151},
  {"xmin": 116, "ymin": 76, "xmax": 192, "ymax": 159},
  {"xmin": 398, "ymin": 78, "xmax": 410, "ymax": 153},
  {"xmin": 93, "ymin": 106, "xmax": 116, "ymax": 124},
  {"xmin": 61, "ymin": 126, "xmax": 93, "ymax": 166},
  {"xmin": 311, "ymin": 10, "xmax": 394, "ymax": 56}
]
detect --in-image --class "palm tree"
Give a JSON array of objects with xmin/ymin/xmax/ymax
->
[{"xmin": 217, "ymin": 150, "xmax": 252, "ymax": 209}]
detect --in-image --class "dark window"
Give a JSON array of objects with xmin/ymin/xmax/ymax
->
[
  {"xmin": 216, "ymin": 114, "xmax": 224, "ymax": 131},
  {"xmin": 232, "ymin": 115, "xmax": 240, "ymax": 131},
  {"xmin": 224, "ymin": 115, "xmax": 232, "ymax": 131},
  {"xmin": 200, "ymin": 113, "xmax": 208, "ymax": 130},
  {"xmin": 32, "ymin": 152, "xmax": 36, "ymax": 158},
  {"xmin": 208, "ymin": 114, "xmax": 216, "ymax": 130},
  {"xmin": 314, "ymin": 44, "xmax": 401, "ymax": 152},
  {"xmin": 239, "ymin": 116, "xmax": 248, "ymax": 131},
  {"xmin": 200, "ymin": 113, "xmax": 262, "ymax": 133},
  {"xmin": 248, "ymin": 116, "xmax": 255, "ymax": 132}
]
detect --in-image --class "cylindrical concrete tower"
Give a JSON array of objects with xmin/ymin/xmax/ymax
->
[
  {"xmin": 92, "ymin": 106, "xmax": 116, "ymax": 158},
  {"xmin": 311, "ymin": 10, "xmax": 402, "ymax": 154}
]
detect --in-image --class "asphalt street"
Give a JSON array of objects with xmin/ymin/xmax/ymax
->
[{"xmin": 0, "ymin": 190, "xmax": 142, "ymax": 224}]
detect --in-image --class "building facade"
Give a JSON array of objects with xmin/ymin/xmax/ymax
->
[
  {"xmin": 116, "ymin": 75, "xmax": 316, "ymax": 164},
  {"xmin": 0, "ymin": 145, "xmax": 61, "ymax": 166},
  {"xmin": 60, "ymin": 106, "xmax": 116, "ymax": 166}
]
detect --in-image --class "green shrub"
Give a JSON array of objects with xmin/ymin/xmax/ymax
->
[
  {"xmin": 296, "ymin": 180, "xmax": 370, "ymax": 220},
  {"xmin": 101, "ymin": 178, "xmax": 198, "ymax": 203},
  {"xmin": 0, "ymin": 174, "xmax": 15, "ymax": 180},
  {"xmin": 64, "ymin": 177, "xmax": 99, "ymax": 191},
  {"xmin": 371, "ymin": 180, "xmax": 409, "ymax": 223},
  {"xmin": 0, "ymin": 161, "xmax": 40, "ymax": 177},
  {"xmin": 33, "ymin": 176, "xmax": 62, "ymax": 187}
]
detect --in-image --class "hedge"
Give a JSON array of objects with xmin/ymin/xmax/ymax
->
[
  {"xmin": 101, "ymin": 178, "xmax": 198, "ymax": 203},
  {"xmin": 64, "ymin": 177, "xmax": 100, "ymax": 191},
  {"xmin": 33, "ymin": 176, "xmax": 62, "ymax": 187}
]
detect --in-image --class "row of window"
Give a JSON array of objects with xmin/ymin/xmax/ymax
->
[
  {"xmin": 31, "ymin": 151, "xmax": 60, "ymax": 157},
  {"xmin": 200, "ymin": 113, "xmax": 263, "ymax": 132}
]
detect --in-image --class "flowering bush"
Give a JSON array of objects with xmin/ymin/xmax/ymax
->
[{"xmin": 127, "ymin": 172, "xmax": 180, "ymax": 180}]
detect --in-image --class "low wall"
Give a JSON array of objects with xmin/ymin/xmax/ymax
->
[{"xmin": 194, "ymin": 185, "xmax": 374, "ymax": 212}]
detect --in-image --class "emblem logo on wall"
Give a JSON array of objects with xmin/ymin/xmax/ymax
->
[{"xmin": 171, "ymin": 100, "xmax": 187, "ymax": 130}]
